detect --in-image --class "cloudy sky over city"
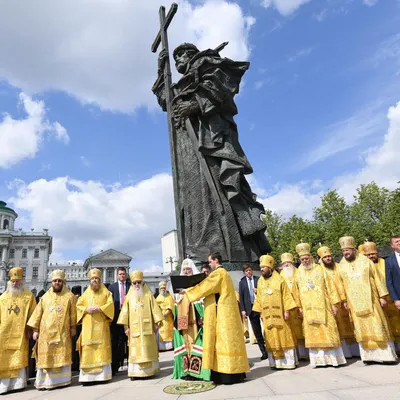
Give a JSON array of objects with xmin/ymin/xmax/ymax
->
[{"xmin": 0, "ymin": 0, "xmax": 399, "ymax": 270}]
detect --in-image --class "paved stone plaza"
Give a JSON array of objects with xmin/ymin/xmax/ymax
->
[{"xmin": 9, "ymin": 343, "xmax": 400, "ymax": 400}]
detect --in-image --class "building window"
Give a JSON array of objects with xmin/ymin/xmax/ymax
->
[
  {"xmin": 9, "ymin": 249, "xmax": 15, "ymax": 258},
  {"xmin": 22, "ymin": 268, "xmax": 26, "ymax": 278},
  {"xmin": 3, "ymin": 219, "xmax": 9, "ymax": 229},
  {"xmin": 107, "ymin": 269, "xmax": 113, "ymax": 279},
  {"xmin": 33, "ymin": 267, "xmax": 38, "ymax": 278},
  {"xmin": 34, "ymin": 248, "xmax": 40, "ymax": 258},
  {"xmin": 22, "ymin": 249, "xmax": 27, "ymax": 258}
]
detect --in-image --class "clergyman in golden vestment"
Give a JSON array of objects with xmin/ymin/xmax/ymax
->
[
  {"xmin": 253, "ymin": 255, "xmax": 297, "ymax": 369},
  {"xmin": 317, "ymin": 246, "xmax": 359, "ymax": 358},
  {"xmin": 338, "ymin": 237, "xmax": 397, "ymax": 363},
  {"xmin": 294, "ymin": 242, "xmax": 346, "ymax": 368},
  {"xmin": 0, "ymin": 267, "xmax": 36, "ymax": 394},
  {"xmin": 279, "ymin": 252, "xmax": 308, "ymax": 360},
  {"xmin": 363, "ymin": 241, "xmax": 400, "ymax": 353},
  {"xmin": 155, "ymin": 281, "xmax": 174, "ymax": 351},
  {"xmin": 118, "ymin": 270, "xmax": 163, "ymax": 379},
  {"xmin": 28, "ymin": 270, "xmax": 77, "ymax": 390},
  {"xmin": 182, "ymin": 252, "xmax": 249, "ymax": 385},
  {"xmin": 76, "ymin": 268, "xmax": 114, "ymax": 383}
]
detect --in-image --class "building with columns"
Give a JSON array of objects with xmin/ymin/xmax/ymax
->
[{"xmin": 0, "ymin": 201, "xmax": 52, "ymax": 294}]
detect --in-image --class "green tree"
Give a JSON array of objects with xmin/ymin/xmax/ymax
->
[{"xmin": 263, "ymin": 210, "xmax": 283, "ymax": 262}]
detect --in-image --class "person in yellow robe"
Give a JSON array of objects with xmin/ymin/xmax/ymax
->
[
  {"xmin": 253, "ymin": 255, "xmax": 297, "ymax": 369},
  {"xmin": 317, "ymin": 246, "xmax": 359, "ymax": 358},
  {"xmin": 76, "ymin": 268, "xmax": 114, "ymax": 383},
  {"xmin": 294, "ymin": 242, "xmax": 346, "ymax": 368},
  {"xmin": 338, "ymin": 236, "xmax": 397, "ymax": 363},
  {"xmin": 28, "ymin": 269, "xmax": 77, "ymax": 390},
  {"xmin": 155, "ymin": 281, "xmax": 174, "ymax": 351},
  {"xmin": 279, "ymin": 252, "xmax": 308, "ymax": 360},
  {"xmin": 363, "ymin": 241, "xmax": 400, "ymax": 353},
  {"xmin": 0, "ymin": 267, "xmax": 36, "ymax": 394},
  {"xmin": 118, "ymin": 270, "xmax": 163, "ymax": 379},
  {"xmin": 180, "ymin": 252, "xmax": 249, "ymax": 385}
]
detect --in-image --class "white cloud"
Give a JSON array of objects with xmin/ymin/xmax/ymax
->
[
  {"xmin": 261, "ymin": 0, "xmax": 311, "ymax": 16},
  {"xmin": 0, "ymin": 0, "xmax": 255, "ymax": 113},
  {"xmin": 363, "ymin": 0, "xmax": 378, "ymax": 6},
  {"xmin": 80, "ymin": 156, "xmax": 91, "ymax": 168},
  {"xmin": 0, "ymin": 93, "xmax": 69, "ymax": 168},
  {"xmin": 288, "ymin": 47, "xmax": 314, "ymax": 62},
  {"xmin": 313, "ymin": 9, "xmax": 328, "ymax": 22},
  {"xmin": 8, "ymin": 173, "xmax": 175, "ymax": 263}
]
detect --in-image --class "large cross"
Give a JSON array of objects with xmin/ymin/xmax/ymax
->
[{"xmin": 151, "ymin": 3, "xmax": 184, "ymax": 261}]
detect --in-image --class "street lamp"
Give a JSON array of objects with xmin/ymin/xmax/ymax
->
[
  {"xmin": 165, "ymin": 256, "xmax": 178, "ymax": 272},
  {"xmin": 0, "ymin": 260, "xmax": 12, "ymax": 289}
]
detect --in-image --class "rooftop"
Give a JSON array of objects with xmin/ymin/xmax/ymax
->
[{"xmin": 0, "ymin": 201, "xmax": 18, "ymax": 217}]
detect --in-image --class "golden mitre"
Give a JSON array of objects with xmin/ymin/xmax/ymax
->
[
  {"xmin": 260, "ymin": 255, "xmax": 275, "ymax": 268},
  {"xmin": 363, "ymin": 241, "xmax": 378, "ymax": 255},
  {"xmin": 88, "ymin": 268, "xmax": 102, "ymax": 280},
  {"xmin": 317, "ymin": 246, "xmax": 331, "ymax": 259},
  {"xmin": 130, "ymin": 270, "xmax": 143, "ymax": 282},
  {"xmin": 10, "ymin": 267, "xmax": 23, "ymax": 281},
  {"xmin": 51, "ymin": 269, "xmax": 66, "ymax": 281},
  {"xmin": 358, "ymin": 244, "xmax": 365, "ymax": 255},
  {"xmin": 295, "ymin": 242, "xmax": 311, "ymax": 257},
  {"xmin": 159, "ymin": 280, "xmax": 167, "ymax": 289},
  {"xmin": 280, "ymin": 253, "xmax": 294, "ymax": 263},
  {"xmin": 339, "ymin": 236, "xmax": 355, "ymax": 249}
]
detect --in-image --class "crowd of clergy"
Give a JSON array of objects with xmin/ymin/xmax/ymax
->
[{"xmin": 0, "ymin": 234, "xmax": 400, "ymax": 394}]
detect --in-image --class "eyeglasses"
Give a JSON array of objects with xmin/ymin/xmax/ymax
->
[{"xmin": 133, "ymin": 281, "xmax": 142, "ymax": 285}]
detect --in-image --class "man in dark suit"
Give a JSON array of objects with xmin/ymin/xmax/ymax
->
[
  {"xmin": 386, "ymin": 235, "xmax": 400, "ymax": 311},
  {"xmin": 108, "ymin": 267, "xmax": 131, "ymax": 375},
  {"xmin": 239, "ymin": 264, "xmax": 267, "ymax": 360}
]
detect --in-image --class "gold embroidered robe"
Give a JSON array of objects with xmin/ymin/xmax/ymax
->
[
  {"xmin": 338, "ymin": 255, "xmax": 393, "ymax": 349},
  {"xmin": 0, "ymin": 289, "xmax": 36, "ymax": 378},
  {"xmin": 253, "ymin": 271, "xmax": 296, "ymax": 358},
  {"xmin": 155, "ymin": 293, "xmax": 174, "ymax": 343},
  {"xmin": 118, "ymin": 284, "xmax": 163, "ymax": 365},
  {"xmin": 374, "ymin": 258, "xmax": 400, "ymax": 342},
  {"xmin": 295, "ymin": 264, "xmax": 341, "ymax": 349},
  {"xmin": 323, "ymin": 263, "xmax": 356, "ymax": 344},
  {"xmin": 76, "ymin": 284, "xmax": 114, "ymax": 372},
  {"xmin": 28, "ymin": 287, "xmax": 77, "ymax": 369},
  {"xmin": 280, "ymin": 269, "xmax": 304, "ymax": 342},
  {"xmin": 186, "ymin": 267, "xmax": 249, "ymax": 374}
]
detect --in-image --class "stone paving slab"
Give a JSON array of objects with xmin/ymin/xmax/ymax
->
[{"xmin": 8, "ymin": 343, "xmax": 400, "ymax": 400}]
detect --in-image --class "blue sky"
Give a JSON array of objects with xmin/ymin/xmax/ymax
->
[{"xmin": 1, "ymin": 0, "xmax": 399, "ymax": 270}]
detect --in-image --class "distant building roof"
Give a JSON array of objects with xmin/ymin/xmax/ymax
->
[{"xmin": 0, "ymin": 201, "xmax": 18, "ymax": 217}]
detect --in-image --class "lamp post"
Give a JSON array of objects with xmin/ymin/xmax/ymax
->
[
  {"xmin": 0, "ymin": 260, "xmax": 12, "ymax": 290},
  {"xmin": 165, "ymin": 256, "xmax": 177, "ymax": 272}
]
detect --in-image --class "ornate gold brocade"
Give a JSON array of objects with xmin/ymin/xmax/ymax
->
[
  {"xmin": 295, "ymin": 264, "xmax": 341, "ymax": 349},
  {"xmin": 0, "ymin": 289, "xmax": 36, "ymax": 378},
  {"xmin": 28, "ymin": 286, "xmax": 77, "ymax": 369},
  {"xmin": 117, "ymin": 284, "xmax": 163, "ymax": 364},
  {"xmin": 339, "ymin": 255, "xmax": 393, "ymax": 348},
  {"xmin": 253, "ymin": 271, "xmax": 296, "ymax": 358},
  {"xmin": 156, "ymin": 292, "xmax": 174, "ymax": 343},
  {"xmin": 76, "ymin": 284, "xmax": 114, "ymax": 373},
  {"xmin": 186, "ymin": 267, "xmax": 249, "ymax": 374}
]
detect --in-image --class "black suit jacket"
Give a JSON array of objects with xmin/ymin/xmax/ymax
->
[
  {"xmin": 239, "ymin": 275, "xmax": 259, "ymax": 316},
  {"xmin": 385, "ymin": 253, "xmax": 400, "ymax": 302},
  {"xmin": 108, "ymin": 281, "xmax": 131, "ymax": 323}
]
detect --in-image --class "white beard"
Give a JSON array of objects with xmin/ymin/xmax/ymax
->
[
  {"xmin": 282, "ymin": 265, "xmax": 295, "ymax": 278},
  {"xmin": 7, "ymin": 282, "xmax": 24, "ymax": 297},
  {"xmin": 301, "ymin": 263, "xmax": 313, "ymax": 270},
  {"xmin": 133, "ymin": 286, "xmax": 144, "ymax": 299}
]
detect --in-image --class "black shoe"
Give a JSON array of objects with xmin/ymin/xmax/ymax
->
[
  {"xmin": 261, "ymin": 353, "xmax": 268, "ymax": 361},
  {"xmin": 130, "ymin": 377, "xmax": 135, "ymax": 381}
]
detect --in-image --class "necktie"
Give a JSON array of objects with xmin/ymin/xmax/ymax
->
[
  {"xmin": 249, "ymin": 278, "xmax": 255, "ymax": 304},
  {"xmin": 120, "ymin": 283, "xmax": 125, "ymax": 308}
]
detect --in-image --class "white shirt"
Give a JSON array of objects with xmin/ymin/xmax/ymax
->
[{"xmin": 395, "ymin": 252, "xmax": 400, "ymax": 268}]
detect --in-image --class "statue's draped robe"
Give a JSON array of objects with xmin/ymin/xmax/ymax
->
[
  {"xmin": 76, "ymin": 285, "xmax": 114, "ymax": 382},
  {"xmin": 117, "ymin": 284, "xmax": 163, "ymax": 377},
  {"xmin": 253, "ymin": 271, "xmax": 297, "ymax": 369},
  {"xmin": 153, "ymin": 50, "xmax": 270, "ymax": 262},
  {"xmin": 374, "ymin": 258, "xmax": 400, "ymax": 348},
  {"xmin": 280, "ymin": 268, "xmax": 307, "ymax": 359},
  {"xmin": 172, "ymin": 294, "xmax": 210, "ymax": 380},
  {"xmin": 156, "ymin": 292, "xmax": 174, "ymax": 351},
  {"xmin": 338, "ymin": 255, "xmax": 397, "ymax": 362},
  {"xmin": 186, "ymin": 267, "xmax": 248, "ymax": 384},
  {"xmin": 322, "ymin": 263, "xmax": 358, "ymax": 358},
  {"xmin": 295, "ymin": 264, "xmax": 346, "ymax": 367},
  {"xmin": 0, "ymin": 289, "xmax": 36, "ymax": 394},
  {"xmin": 28, "ymin": 287, "xmax": 77, "ymax": 389}
]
